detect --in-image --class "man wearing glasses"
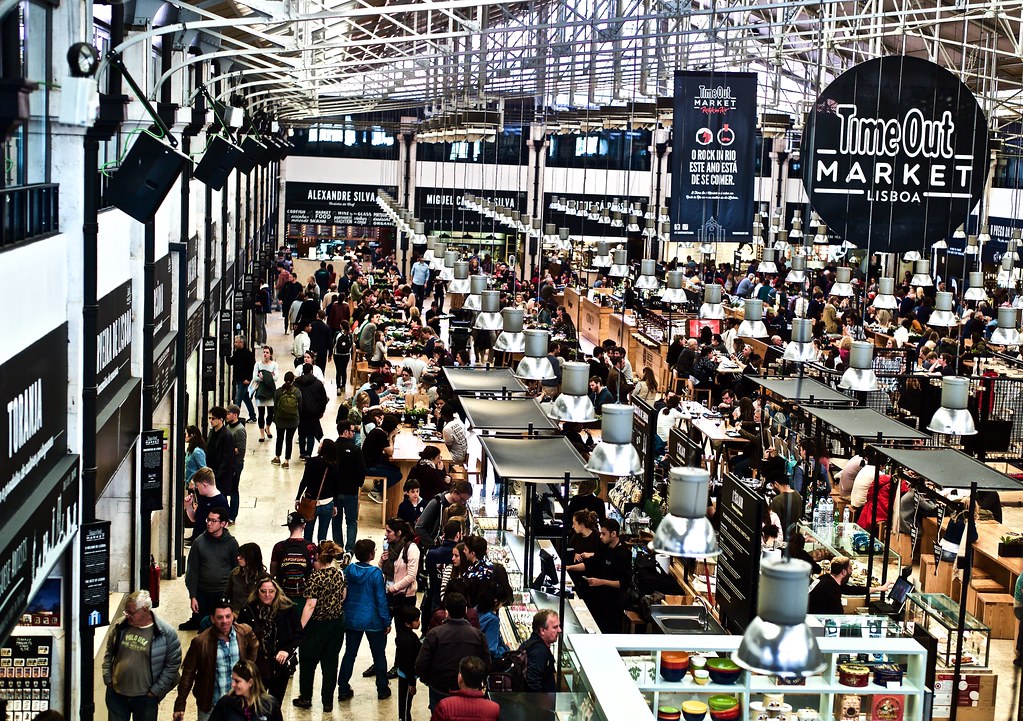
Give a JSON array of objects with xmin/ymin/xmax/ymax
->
[
  {"xmin": 103, "ymin": 590, "xmax": 181, "ymax": 721},
  {"xmin": 174, "ymin": 599, "xmax": 258, "ymax": 721},
  {"xmin": 180, "ymin": 508, "xmax": 239, "ymax": 631}
]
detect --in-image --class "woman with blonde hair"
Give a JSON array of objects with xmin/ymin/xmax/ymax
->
[
  {"xmin": 238, "ymin": 576, "xmax": 302, "ymax": 703},
  {"xmin": 632, "ymin": 366, "xmax": 660, "ymax": 404},
  {"xmin": 294, "ymin": 541, "xmax": 347, "ymax": 711},
  {"xmin": 209, "ymin": 660, "xmax": 283, "ymax": 721}
]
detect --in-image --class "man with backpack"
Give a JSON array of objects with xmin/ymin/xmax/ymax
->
[
  {"xmin": 294, "ymin": 363, "xmax": 329, "ymax": 460},
  {"xmin": 332, "ymin": 323, "xmax": 354, "ymax": 397},
  {"xmin": 415, "ymin": 482, "xmax": 473, "ymax": 549},
  {"xmin": 269, "ymin": 512, "xmax": 318, "ymax": 606}
]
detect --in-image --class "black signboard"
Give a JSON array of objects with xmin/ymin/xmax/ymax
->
[
  {"xmin": 670, "ymin": 71, "xmax": 757, "ymax": 244},
  {"xmin": 715, "ymin": 473, "xmax": 763, "ymax": 634},
  {"xmin": 219, "ymin": 310, "xmax": 234, "ymax": 356},
  {"xmin": 0, "ymin": 635, "xmax": 52, "ymax": 718},
  {"xmin": 153, "ymin": 254, "xmax": 172, "ymax": 338},
  {"xmin": 152, "ymin": 335, "xmax": 176, "ymax": 405},
  {"xmin": 0, "ymin": 324, "xmax": 68, "ymax": 528},
  {"xmin": 97, "ymin": 280, "xmax": 134, "ymax": 406},
  {"xmin": 202, "ymin": 337, "xmax": 217, "ymax": 389},
  {"xmin": 802, "ymin": 56, "xmax": 989, "ymax": 253},
  {"xmin": 207, "ymin": 223, "xmax": 219, "ymax": 288},
  {"xmin": 185, "ymin": 303, "xmax": 204, "ymax": 354},
  {"xmin": 285, "ymin": 182, "xmax": 397, "ymax": 227},
  {"xmin": 242, "ymin": 273, "xmax": 254, "ymax": 298},
  {"xmin": 140, "ymin": 430, "xmax": 164, "ymax": 511},
  {"xmin": 81, "ymin": 520, "xmax": 111, "ymax": 628},
  {"xmin": 414, "ymin": 187, "xmax": 526, "ymax": 234},
  {"xmin": 0, "ymin": 456, "xmax": 79, "ymax": 646},
  {"xmin": 186, "ymin": 233, "xmax": 199, "ymax": 302}
]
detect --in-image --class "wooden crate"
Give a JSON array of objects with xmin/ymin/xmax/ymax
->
[
  {"xmin": 920, "ymin": 555, "xmax": 954, "ymax": 596},
  {"xmin": 976, "ymin": 592, "xmax": 1016, "ymax": 639}
]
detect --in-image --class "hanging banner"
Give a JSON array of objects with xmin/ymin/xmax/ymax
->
[
  {"xmin": 670, "ymin": 71, "xmax": 757, "ymax": 244},
  {"xmin": 801, "ymin": 56, "xmax": 989, "ymax": 253}
]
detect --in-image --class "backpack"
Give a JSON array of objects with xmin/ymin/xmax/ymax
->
[
  {"xmin": 276, "ymin": 387, "xmax": 300, "ymax": 422},
  {"xmin": 255, "ymin": 369, "xmax": 276, "ymax": 401},
  {"xmin": 334, "ymin": 332, "xmax": 353, "ymax": 357},
  {"xmin": 487, "ymin": 643, "xmax": 531, "ymax": 692}
]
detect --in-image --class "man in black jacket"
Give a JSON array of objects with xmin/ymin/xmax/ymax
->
[
  {"xmin": 205, "ymin": 406, "xmax": 237, "ymax": 510},
  {"xmin": 332, "ymin": 422, "xmax": 366, "ymax": 553},
  {"xmin": 414, "ymin": 482, "xmax": 473, "ymax": 549},
  {"xmin": 227, "ymin": 337, "xmax": 256, "ymax": 422},
  {"xmin": 294, "ymin": 363, "xmax": 328, "ymax": 460},
  {"xmin": 309, "ymin": 311, "xmax": 333, "ymax": 373},
  {"xmin": 521, "ymin": 609, "xmax": 560, "ymax": 692},
  {"xmin": 415, "ymin": 593, "xmax": 490, "ymax": 710}
]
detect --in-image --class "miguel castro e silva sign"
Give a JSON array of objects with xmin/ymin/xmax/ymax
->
[{"xmin": 801, "ymin": 56, "xmax": 989, "ymax": 254}]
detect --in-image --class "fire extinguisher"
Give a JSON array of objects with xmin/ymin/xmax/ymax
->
[{"xmin": 149, "ymin": 555, "xmax": 162, "ymax": 608}]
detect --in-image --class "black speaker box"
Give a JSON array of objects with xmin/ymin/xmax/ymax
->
[
  {"xmin": 105, "ymin": 131, "xmax": 190, "ymax": 223},
  {"xmin": 193, "ymin": 135, "xmax": 244, "ymax": 191},
  {"xmin": 235, "ymin": 138, "xmax": 259, "ymax": 174}
]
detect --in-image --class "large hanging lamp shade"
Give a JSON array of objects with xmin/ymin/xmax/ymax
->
[
  {"xmin": 634, "ymin": 259, "xmax": 660, "ymax": 290},
  {"xmin": 548, "ymin": 362, "xmax": 599, "ymax": 423},
  {"xmin": 927, "ymin": 376, "xmax": 977, "ymax": 436},
  {"xmin": 872, "ymin": 277, "xmax": 898, "ymax": 310},
  {"xmin": 829, "ymin": 266, "xmax": 854, "ymax": 297},
  {"xmin": 699, "ymin": 283, "xmax": 726, "ymax": 320},
  {"xmin": 462, "ymin": 274, "xmax": 489, "ymax": 312},
  {"xmin": 431, "ymin": 241, "xmax": 448, "ymax": 270},
  {"xmin": 758, "ymin": 248, "xmax": 779, "ymax": 275},
  {"xmin": 997, "ymin": 254, "xmax": 1019, "ymax": 289},
  {"xmin": 963, "ymin": 271, "xmax": 986, "ymax": 302},
  {"xmin": 592, "ymin": 240, "xmax": 612, "ymax": 268},
  {"xmin": 733, "ymin": 557, "xmax": 827, "ymax": 678},
  {"xmin": 660, "ymin": 271, "xmax": 688, "ymax": 305},
  {"xmin": 785, "ymin": 255, "xmax": 807, "ymax": 285},
  {"xmin": 737, "ymin": 299, "xmax": 769, "ymax": 338},
  {"xmin": 448, "ymin": 261, "xmax": 471, "ymax": 294},
  {"xmin": 493, "ymin": 308, "xmax": 526, "ymax": 353},
  {"xmin": 990, "ymin": 306, "xmax": 1021, "ymax": 346},
  {"xmin": 928, "ymin": 291, "xmax": 958, "ymax": 328},
  {"xmin": 652, "ymin": 467, "xmax": 720, "ymax": 558},
  {"xmin": 584, "ymin": 404, "xmax": 643, "ymax": 476},
  {"xmin": 838, "ymin": 341, "xmax": 880, "ymax": 392},
  {"xmin": 514, "ymin": 329, "xmax": 556, "ymax": 380},
  {"xmin": 473, "ymin": 290, "xmax": 504, "ymax": 330},
  {"xmin": 910, "ymin": 260, "xmax": 933, "ymax": 288},
  {"xmin": 608, "ymin": 249, "xmax": 630, "ymax": 278},
  {"xmin": 439, "ymin": 250, "xmax": 457, "ymax": 281},
  {"xmin": 783, "ymin": 318, "xmax": 817, "ymax": 362}
]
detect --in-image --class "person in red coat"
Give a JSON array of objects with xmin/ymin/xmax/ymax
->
[
  {"xmin": 429, "ymin": 656, "xmax": 499, "ymax": 721},
  {"xmin": 857, "ymin": 473, "xmax": 909, "ymax": 533}
]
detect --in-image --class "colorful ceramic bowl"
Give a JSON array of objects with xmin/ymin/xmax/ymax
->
[
  {"xmin": 693, "ymin": 669, "xmax": 710, "ymax": 685},
  {"xmin": 705, "ymin": 658, "xmax": 742, "ymax": 685},
  {"xmin": 690, "ymin": 655, "xmax": 708, "ymax": 671},
  {"xmin": 659, "ymin": 651, "xmax": 691, "ymax": 682},
  {"xmin": 681, "ymin": 700, "xmax": 708, "ymax": 721},
  {"xmin": 707, "ymin": 694, "xmax": 739, "ymax": 712},
  {"xmin": 708, "ymin": 706, "xmax": 741, "ymax": 721},
  {"xmin": 658, "ymin": 706, "xmax": 682, "ymax": 721}
]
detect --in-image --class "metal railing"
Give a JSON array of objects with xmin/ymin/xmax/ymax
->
[{"xmin": 1, "ymin": 183, "xmax": 60, "ymax": 249}]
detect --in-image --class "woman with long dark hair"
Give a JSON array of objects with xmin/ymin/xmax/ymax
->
[
  {"xmin": 184, "ymin": 425, "xmax": 207, "ymax": 481},
  {"xmin": 209, "ymin": 660, "xmax": 283, "ymax": 721},
  {"xmin": 294, "ymin": 541, "xmax": 347, "ymax": 710},
  {"xmin": 225, "ymin": 543, "xmax": 266, "ymax": 613},
  {"xmin": 238, "ymin": 576, "xmax": 303, "ymax": 704},
  {"xmin": 295, "ymin": 439, "xmax": 340, "ymax": 543},
  {"xmin": 405, "ymin": 446, "xmax": 450, "ymax": 499}
]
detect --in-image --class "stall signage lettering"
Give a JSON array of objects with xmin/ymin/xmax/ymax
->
[{"xmin": 802, "ymin": 56, "xmax": 988, "ymax": 253}]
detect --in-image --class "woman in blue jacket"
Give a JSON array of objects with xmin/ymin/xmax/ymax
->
[{"xmin": 335, "ymin": 539, "xmax": 392, "ymax": 702}]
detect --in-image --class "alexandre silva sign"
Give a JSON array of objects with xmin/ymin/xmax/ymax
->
[{"xmin": 801, "ymin": 56, "xmax": 989, "ymax": 253}]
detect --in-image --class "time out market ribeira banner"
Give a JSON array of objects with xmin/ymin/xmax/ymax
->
[
  {"xmin": 801, "ymin": 56, "xmax": 989, "ymax": 254},
  {"xmin": 670, "ymin": 71, "xmax": 757, "ymax": 244}
]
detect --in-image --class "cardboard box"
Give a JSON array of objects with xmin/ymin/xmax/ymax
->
[{"xmin": 932, "ymin": 672, "xmax": 996, "ymax": 721}]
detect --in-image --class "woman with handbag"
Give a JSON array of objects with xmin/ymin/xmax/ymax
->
[
  {"xmin": 295, "ymin": 439, "xmax": 341, "ymax": 543},
  {"xmin": 238, "ymin": 576, "xmax": 304, "ymax": 704}
]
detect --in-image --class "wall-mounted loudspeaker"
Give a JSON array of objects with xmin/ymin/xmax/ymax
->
[
  {"xmin": 193, "ymin": 135, "xmax": 244, "ymax": 191},
  {"xmin": 105, "ymin": 131, "xmax": 189, "ymax": 223}
]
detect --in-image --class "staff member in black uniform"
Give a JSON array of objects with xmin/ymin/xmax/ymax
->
[
  {"xmin": 807, "ymin": 556, "xmax": 851, "ymax": 615},
  {"xmin": 566, "ymin": 518, "xmax": 632, "ymax": 633}
]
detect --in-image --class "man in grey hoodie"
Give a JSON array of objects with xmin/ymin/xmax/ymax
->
[{"xmin": 183, "ymin": 507, "xmax": 239, "ymax": 627}]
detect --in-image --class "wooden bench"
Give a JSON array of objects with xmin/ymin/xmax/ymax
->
[
  {"xmin": 976, "ymin": 592, "xmax": 1016, "ymax": 639},
  {"xmin": 951, "ymin": 576, "xmax": 1002, "ymax": 616},
  {"xmin": 920, "ymin": 555, "xmax": 954, "ymax": 596}
]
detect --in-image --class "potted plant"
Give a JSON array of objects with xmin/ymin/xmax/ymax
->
[{"xmin": 998, "ymin": 533, "xmax": 1023, "ymax": 557}]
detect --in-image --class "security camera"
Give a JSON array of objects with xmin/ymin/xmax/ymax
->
[{"xmin": 58, "ymin": 75, "xmax": 100, "ymax": 127}]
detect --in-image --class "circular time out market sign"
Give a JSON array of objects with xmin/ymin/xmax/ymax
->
[{"xmin": 801, "ymin": 56, "xmax": 989, "ymax": 254}]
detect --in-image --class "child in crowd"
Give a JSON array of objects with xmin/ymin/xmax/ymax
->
[
  {"xmin": 397, "ymin": 479, "xmax": 426, "ymax": 526},
  {"xmin": 394, "ymin": 605, "xmax": 422, "ymax": 721}
]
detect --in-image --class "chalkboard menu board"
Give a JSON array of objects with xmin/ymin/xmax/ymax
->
[
  {"xmin": 716, "ymin": 473, "xmax": 763, "ymax": 634},
  {"xmin": 285, "ymin": 182, "xmax": 396, "ymax": 227},
  {"xmin": 0, "ymin": 635, "xmax": 51, "ymax": 721}
]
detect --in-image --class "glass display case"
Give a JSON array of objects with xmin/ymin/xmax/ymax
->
[
  {"xmin": 813, "ymin": 614, "xmax": 907, "ymax": 640},
  {"xmin": 801, "ymin": 523, "xmax": 903, "ymax": 594},
  {"xmin": 635, "ymin": 307, "xmax": 688, "ymax": 346},
  {"xmin": 906, "ymin": 592, "xmax": 991, "ymax": 668}
]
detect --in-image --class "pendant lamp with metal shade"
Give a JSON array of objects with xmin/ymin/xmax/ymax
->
[
  {"xmin": 965, "ymin": 234, "xmax": 980, "ymax": 256},
  {"xmin": 775, "ymin": 229, "xmax": 791, "ymax": 252},
  {"xmin": 737, "ymin": 299, "xmax": 769, "ymax": 338},
  {"xmin": 584, "ymin": 404, "xmax": 643, "ymax": 476},
  {"xmin": 556, "ymin": 227, "xmax": 573, "ymax": 252},
  {"xmin": 473, "ymin": 290, "xmax": 504, "ymax": 330},
  {"xmin": 514, "ymin": 329, "xmax": 557, "ymax": 381},
  {"xmin": 608, "ymin": 248, "xmax": 630, "ymax": 278},
  {"xmin": 493, "ymin": 308, "xmax": 526, "ymax": 353},
  {"xmin": 838, "ymin": 341, "xmax": 880, "ymax": 392},
  {"xmin": 660, "ymin": 270, "xmax": 688, "ymax": 305},
  {"xmin": 785, "ymin": 254, "xmax": 807, "ymax": 285},
  {"xmin": 548, "ymin": 362, "xmax": 599, "ymax": 424},
  {"xmin": 634, "ymin": 259, "xmax": 660, "ymax": 291},
  {"xmin": 903, "ymin": 250, "xmax": 922, "ymax": 262},
  {"xmin": 829, "ymin": 266, "xmax": 855, "ymax": 298},
  {"xmin": 440, "ymin": 250, "xmax": 457, "ymax": 282},
  {"xmin": 592, "ymin": 240, "xmax": 612, "ymax": 268},
  {"xmin": 927, "ymin": 376, "xmax": 978, "ymax": 436},
  {"xmin": 758, "ymin": 248, "xmax": 779, "ymax": 275},
  {"xmin": 928, "ymin": 291, "xmax": 958, "ymax": 328},
  {"xmin": 909, "ymin": 260, "xmax": 933, "ymax": 288},
  {"xmin": 963, "ymin": 271, "xmax": 986, "ymax": 302},
  {"xmin": 872, "ymin": 277, "xmax": 898, "ymax": 309},
  {"xmin": 652, "ymin": 467, "xmax": 720, "ymax": 558},
  {"xmin": 421, "ymin": 230, "xmax": 436, "ymax": 263},
  {"xmin": 732, "ymin": 557, "xmax": 826, "ymax": 678},
  {"xmin": 990, "ymin": 307, "xmax": 1021, "ymax": 346},
  {"xmin": 699, "ymin": 283, "xmax": 726, "ymax": 319},
  {"xmin": 996, "ymin": 254, "xmax": 1019, "ymax": 289},
  {"xmin": 448, "ymin": 261, "xmax": 471, "ymax": 294},
  {"xmin": 462, "ymin": 274, "xmax": 489, "ymax": 312},
  {"xmin": 783, "ymin": 318, "xmax": 817, "ymax": 363}
]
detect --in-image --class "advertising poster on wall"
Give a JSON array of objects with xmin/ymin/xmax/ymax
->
[
  {"xmin": 670, "ymin": 71, "xmax": 757, "ymax": 244},
  {"xmin": 801, "ymin": 56, "xmax": 989, "ymax": 253}
]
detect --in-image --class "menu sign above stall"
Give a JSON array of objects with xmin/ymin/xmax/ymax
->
[
  {"xmin": 153, "ymin": 254, "xmax": 172, "ymax": 339},
  {"xmin": 285, "ymin": 183, "xmax": 397, "ymax": 227},
  {"xmin": 670, "ymin": 71, "xmax": 757, "ymax": 243},
  {"xmin": 801, "ymin": 56, "xmax": 989, "ymax": 253},
  {"xmin": 715, "ymin": 474, "xmax": 763, "ymax": 634},
  {"xmin": 414, "ymin": 187, "xmax": 526, "ymax": 234},
  {"xmin": 97, "ymin": 280, "xmax": 134, "ymax": 405}
]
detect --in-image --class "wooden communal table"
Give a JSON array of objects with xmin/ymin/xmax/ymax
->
[
  {"xmin": 921, "ymin": 516, "xmax": 1022, "ymax": 595},
  {"xmin": 383, "ymin": 426, "xmax": 452, "ymax": 523},
  {"xmin": 681, "ymin": 401, "xmax": 748, "ymax": 479},
  {"xmin": 608, "ymin": 311, "xmax": 638, "ymax": 360}
]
